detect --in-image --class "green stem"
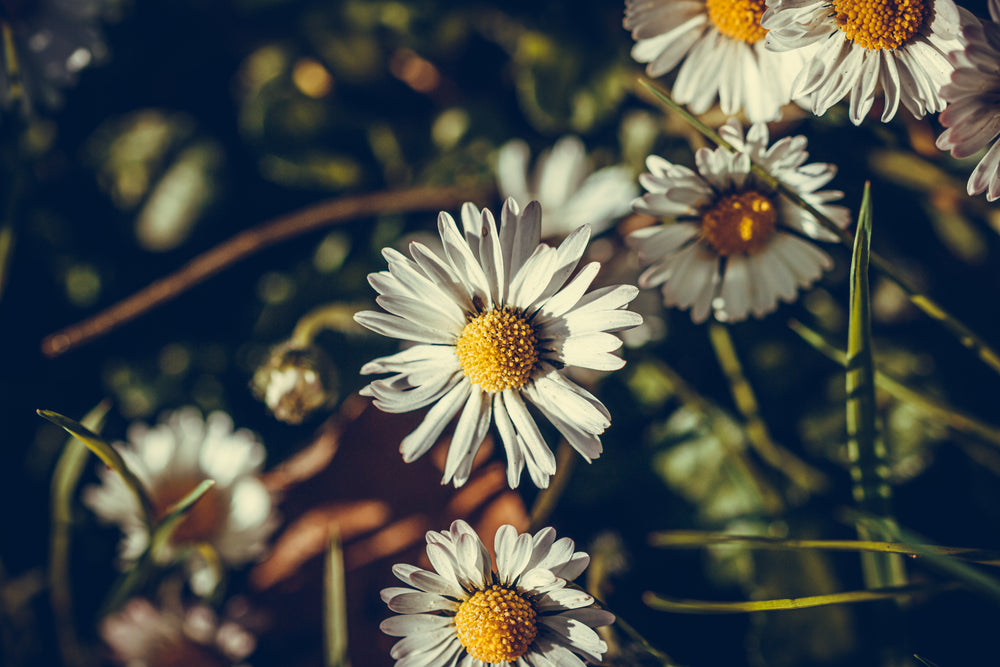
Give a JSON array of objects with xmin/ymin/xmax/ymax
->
[
  {"xmin": 528, "ymin": 440, "xmax": 576, "ymax": 532},
  {"xmin": 637, "ymin": 79, "xmax": 1000, "ymax": 377},
  {"xmin": 708, "ymin": 323, "xmax": 829, "ymax": 495}
]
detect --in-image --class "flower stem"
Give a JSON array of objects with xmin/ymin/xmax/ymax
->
[
  {"xmin": 637, "ymin": 79, "xmax": 1000, "ymax": 377},
  {"xmin": 528, "ymin": 440, "xmax": 576, "ymax": 532},
  {"xmin": 41, "ymin": 184, "xmax": 492, "ymax": 358}
]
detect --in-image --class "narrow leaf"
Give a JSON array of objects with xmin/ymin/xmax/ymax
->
[
  {"xmin": 649, "ymin": 531, "xmax": 1000, "ymax": 566},
  {"xmin": 845, "ymin": 185, "xmax": 906, "ymax": 590},
  {"xmin": 151, "ymin": 480, "xmax": 216, "ymax": 556},
  {"xmin": 50, "ymin": 401, "xmax": 111, "ymax": 667},
  {"xmin": 38, "ymin": 409, "xmax": 155, "ymax": 527},
  {"xmin": 644, "ymin": 583, "xmax": 956, "ymax": 614},
  {"xmin": 324, "ymin": 530, "xmax": 351, "ymax": 667}
]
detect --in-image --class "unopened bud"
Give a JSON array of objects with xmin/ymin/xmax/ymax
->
[{"xmin": 252, "ymin": 344, "xmax": 336, "ymax": 424}]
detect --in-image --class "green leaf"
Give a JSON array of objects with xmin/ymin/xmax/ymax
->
[
  {"xmin": 845, "ymin": 184, "xmax": 906, "ymax": 590},
  {"xmin": 643, "ymin": 582, "xmax": 956, "ymax": 614},
  {"xmin": 49, "ymin": 400, "xmax": 112, "ymax": 667},
  {"xmin": 38, "ymin": 409, "xmax": 156, "ymax": 528},
  {"xmin": 149, "ymin": 479, "xmax": 216, "ymax": 556},
  {"xmin": 324, "ymin": 530, "xmax": 351, "ymax": 667}
]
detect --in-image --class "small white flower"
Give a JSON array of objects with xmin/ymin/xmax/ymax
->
[
  {"xmin": 624, "ymin": 0, "xmax": 807, "ymax": 122},
  {"xmin": 936, "ymin": 0, "xmax": 1000, "ymax": 201},
  {"xmin": 0, "ymin": 0, "xmax": 109, "ymax": 110},
  {"xmin": 628, "ymin": 119, "xmax": 850, "ymax": 323},
  {"xmin": 83, "ymin": 407, "xmax": 278, "ymax": 577},
  {"xmin": 354, "ymin": 198, "xmax": 641, "ymax": 489},
  {"xmin": 101, "ymin": 597, "xmax": 256, "ymax": 667},
  {"xmin": 496, "ymin": 136, "xmax": 637, "ymax": 237},
  {"xmin": 381, "ymin": 520, "xmax": 615, "ymax": 666},
  {"xmin": 762, "ymin": 0, "xmax": 967, "ymax": 125}
]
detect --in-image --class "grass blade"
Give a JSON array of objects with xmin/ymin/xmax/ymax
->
[
  {"xmin": 38, "ymin": 410, "xmax": 156, "ymax": 528},
  {"xmin": 649, "ymin": 531, "xmax": 1000, "ymax": 566},
  {"xmin": 643, "ymin": 583, "xmax": 957, "ymax": 614},
  {"xmin": 846, "ymin": 184, "xmax": 907, "ymax": 590},
  {"xmin": 324, "ymin": 530, "xmax": 350, "ymax": 667},
  {"xmin": 150, "ymin": 480, "xmax": 216, "ymax": 557},
  {"xmin": 49, "ymin": 401, "xmax": 112, "ymax": 667}
]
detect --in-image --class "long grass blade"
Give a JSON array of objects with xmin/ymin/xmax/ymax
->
[
  {"xmin": 649, "ymin": 531, "xmax": 1000, "ymax": 566},
  {"xmin": 38, "ymin": 409, "xmax": 156, "ymax": 527},
  {"xmin": 49, "ymin": 401, "xmax": 112, "ymax": 667},
  {"xmin": 846, "ymin": 184, "xmax": 907, "ymax": 590},
  {"xmin": 643, "ymin": 583, "xmax": 957, "ymax": 614},
  {"xmin": 324, "ymin": 530, "xmax": 350, "ymax": 667},
  {"xmin": 637, "ymin": 78, "xmax": 1000, "ymax": 377},
  {"xmin": 150, "ymin": 480, "xmax": 216, "ymax": 556}
]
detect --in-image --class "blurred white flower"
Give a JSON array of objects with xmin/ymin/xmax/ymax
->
[
  {"xmin": 381, "ymin": 520, "xmax": 614, "ymax": 666},
  {"xmin": 762, "ymin": 0, "xmax": 967, "ymax": 124},
  {"xmin": 496, "ymin": 136, "xmax": 636, "ymax": 237},
  {"xmin": 936, "ymin": 0, "xmax": 1000, "ymax": 201},
  {"xmin": 624, "ymin": 0, "xmax": 807, "ymax": 122},
  {"xmin": 628, "ymin": 119, "xmax": 849, "ymax": 323},
  {"xmin": 354, "ymin": 198, "xmax": 641, "ymax": 489},
  {"xmin": 101, "ymin": 597, "xmax": 256, "ymax": 667},
  {"xmin": 0, "ymin": 0, "xmax": 110, "ymax": 111},
  {"xmin": 83, "ymin": 407, "xmax": 278, "ymax": 581}
]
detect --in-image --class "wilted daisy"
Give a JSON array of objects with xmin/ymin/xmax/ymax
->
[
  {"xmin": 936, "ymin": 0, "xmax": 1000, "ymax": 201},
  {"xmin": 354, "ymin": 198, "xmax": 641, "ymax": 489},
  {"xmin": 628, "ymin": 119, "xmax": 849, "ymax": 323},
  {"xmin": 0, "ymin": 0, "xmax": 109, "ymax": 111},
  {"xmin": 761, "ymin": 0, "xmax": 967, "ymax": 125},
  {"xmin": 624, "ymin": 0, "xmax": 807, "ymax": 122},
  {"xmin": 496, "ymin": 136, "xmax": 637, "ymax": 237},
  {"xmin": 83, "ymin": 408, "xmax": 278, "ymax": 582},
  {"xmin": 101, "ymin": 597, "xmax": 256, "ymax": 667},
  {"xmin": 381, "ymin": 520, "xmax": 614, "ymax": 666}
]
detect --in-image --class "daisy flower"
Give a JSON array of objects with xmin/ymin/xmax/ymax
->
[
  {"xmin": 354, "ymin": 197, "xmax": 641, "ymax": 489},
  {"xmin": 0, "ymin": 0, "xmax": 109, "ymax": 111},
  {"xmin": 381, "ymin": 520, "xmax": 614, "ymax": 666},
  {"xmin": 761, "ymin": 0, "xmax": 967, "ymax": 125},
  {"xmin": 624, "ymin": 0, "xmax": 807, "ymax": 122},
  {"xmin": 496, "ymin": 136, "xmax": 637, "ymax": 237},
  {"xmin": 83, "ymin": 408, "xmax": 278, "ymax": 581},
  {"xmin": 101, "ymin": 598, "xmax": 256, "ymax": 667},
  {"xmin": 628, "ymin": 119, "xmax": 850, "ymax": 323},
  {"xmin": 936, "ymin": 0, "xmax": 1000, "ymax": 200}
]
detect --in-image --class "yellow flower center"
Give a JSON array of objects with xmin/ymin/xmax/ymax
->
[
  {"xmin": 832, "ymin": 0, "xmax": 925, "ymax": 50},
  {"xmin": 705, "ymin": 0, "xmax": 768, "ymax": 43},
  {"xmin": 454, "ymin": 585, "xmax": 538, "ymax": 663},
  {"xmin": 455, "ymin": 307, "xmax": 539, "ymax": 393},
  {"xmin": 701, "ymin": 190, "xmax": 778, "ymax": 256}
]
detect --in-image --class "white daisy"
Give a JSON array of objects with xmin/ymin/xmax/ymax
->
[
  {"xmin": 761, "ymin": 0, "xmax": 967, "ymax": 125},
  {"xmin": 0, "ymin": 0, "xmax": 109, "ymax": 111},
  {"xmin": 354, "ymin": 197, "xmax": 641, "ymax": 489},
  {"xmin": 381, "ymin": 520, "xmax": 614, "ymax": 666},
  {"xmin": 83, "ymin": 407, "xmax": 278, "ymax": 578},
  {"xmin": 496, "ymin": 136, "xmax": 637, "ymax": 238},
  {"xmin": 628, "ymin": 119, "xmax": 850, "ymax": 323},
  {"xmin": 624, "ymin": 0, "xmax": 807, "ymax": 122},
  {"xmin": 936, "ymin": 0, "xmax": 1000, "ymax": 200},
  {"xmin": 101, "ymin": 597, "xmax": 256, "ymax": 667}
]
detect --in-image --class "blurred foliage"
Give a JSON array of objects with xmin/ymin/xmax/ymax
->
[{"xmin": 2, "ymin": 0, "xmax": 1000, "ymax": 666}]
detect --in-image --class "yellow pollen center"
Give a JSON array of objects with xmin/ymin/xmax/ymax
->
[
  {"xmin": 701, "ymin": 190, "xmax": 778, "ymax": 256},
  {"xmin": 705, "ymin": 0, "xmax": 768, "ymax": 43},
  {"xmin": 454, "ymin": 585, "xmax": 538, "ymax": 663},
  {"xmin": 832, "ymin": 0, "xmax": 925, "ymax": 50},
  {"xmin": 455, "ymin": 307, "xmax": 539, "ymax": 393}
]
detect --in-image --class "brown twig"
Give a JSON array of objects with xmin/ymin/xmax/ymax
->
[{"xmin": 42, "ymin": 185, "xmax": 491, "ymax": 358}]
